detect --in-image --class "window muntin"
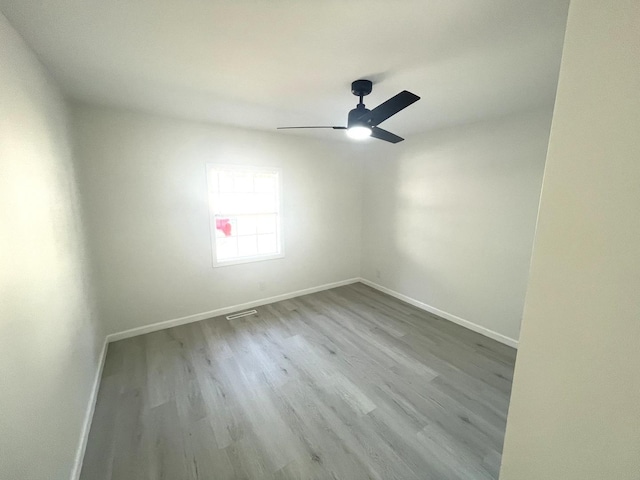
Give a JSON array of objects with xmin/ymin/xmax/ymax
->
[{"xmin": 207, "ymin": 165, "xmax": 283, "ymax": 267}]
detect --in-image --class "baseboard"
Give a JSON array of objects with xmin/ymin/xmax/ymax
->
[
  {"xmin": 71, "ymin": 336, "xmax": 109, "ymax": 480},
  {"xmin": 105, "ymin": 276, "xmax": 518, "ymax": 349},
  {"xmin": 358, "ymin": 278, "xmax": 519, "ymax": 349},
  {"xmin": 106, "ymin": 278, "xmax": 360, "ymax": 343},
  {"xmin": 72, "ymin": 276, "xmax": 514, "ymax": 476}
]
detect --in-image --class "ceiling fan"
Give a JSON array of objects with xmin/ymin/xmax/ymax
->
[{"xmin": 278, "ymin": 79, "xmax": 420, "ymax": 143}]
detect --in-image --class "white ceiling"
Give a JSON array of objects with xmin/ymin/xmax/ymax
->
[{"xmin": 0, "ymin": 0, "xmax": 569, "ymax": 141}]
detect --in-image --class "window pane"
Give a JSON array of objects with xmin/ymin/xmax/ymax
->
[
  {"xmin": 215, "ymin": 193, "xmax": 275, "ymax": 215},
  {"xmin": 254, "ymin": 175, "xmax": 276, "ymax": 193},
  {"xmin": 257, "ymin": 234, "xmax": 277, "ymax": 254},
  {"xmin": 254, "ymin": 193, "xmax": 276, "ymax": 213},
  {"xmin": 218, "ymin": 171, "xmax": 234, "ymax": 192},
  {"xmin": 256, "ymin": 214, "xmax": 276, "ymax": 234},
  {"xmin": 233, "ymin": 173, "xmax": 253, "ymax": 192},
  {"xmin": 237, "ymin": 215, "xmax": 258, "ymax": 236},
  {"xmin": 215, "ymin": 193, "xmax": 237, "ymax": 214},
  {"xmin": 216, "ymin": 237, "xmax": 238, "ymax": 260},
  {"xmin": 238, "ymin": 235, "xmax": 258, "ymax": 257}
]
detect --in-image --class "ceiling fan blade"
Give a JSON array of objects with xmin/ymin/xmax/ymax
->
[
  {"xmin": 358, "ymin": 90, "xmax": 420, "ymax": 126},
  {"xmin": 370, "ymin": 126, "xmax": 404, "ymax": 143},
  {"xmin": 277, "ymin": 126, "xmax": 346, "ymax": 130}
]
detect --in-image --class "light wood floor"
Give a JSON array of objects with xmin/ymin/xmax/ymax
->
[{"xmin": 81, "ymin": 283, "xmax": 516, "ymax": 480}]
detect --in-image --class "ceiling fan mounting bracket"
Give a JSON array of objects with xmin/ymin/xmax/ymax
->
[{"xmin": 351, "ymin": 79, "xmax": 373, "ymax": 98}]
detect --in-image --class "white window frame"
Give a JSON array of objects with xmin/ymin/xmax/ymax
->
[{"xmin": 206, "ymin": 163, "xmax": 284, "ymax": 268}]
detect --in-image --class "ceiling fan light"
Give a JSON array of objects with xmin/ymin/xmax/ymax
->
[{"xmin": 346, "ymin": 125, "xmax": 372, "ymax": 140}]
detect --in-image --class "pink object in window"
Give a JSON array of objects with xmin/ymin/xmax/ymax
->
[{"xmin": 216, "ymin": 218, "xmax": 232, "ymax": 236}]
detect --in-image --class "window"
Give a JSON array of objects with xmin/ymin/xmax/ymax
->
[{"xmin": 207, "ymin": 164, "xmax": 283, "ymax": 267}]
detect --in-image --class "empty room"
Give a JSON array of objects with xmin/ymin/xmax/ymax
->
[{"xmin": 1, "ymin": 1, "xmax": 638, "ymax": 479}]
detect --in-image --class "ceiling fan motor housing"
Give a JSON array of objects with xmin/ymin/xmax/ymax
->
[{"xmin": 348, "ymin": 104, "xmax": 371, "ymax": 128}]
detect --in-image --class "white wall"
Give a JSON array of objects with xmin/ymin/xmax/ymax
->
[
  {"xmin": 71, "ymin": 104, "xmax": 363, "ymax": 336},
  {"xmin": 361, "ymin": 108, "xmax": 553, "ymax": 345},
  {"xmin": 0, "ymin": 13, "xmax": 103, "ymax": 480},
  {"xmin": 500, "ymin": 1, "xmax": 640, "ymax": 478}
]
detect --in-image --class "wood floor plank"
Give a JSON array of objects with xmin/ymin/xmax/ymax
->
[
  {"xmin": 110, "ymin": 388, "xmax": 146, "ymax": 480},
  {"xmin": 79, "ymin": 373, "xmax": 120, "ymax": 480},
  {"xmin": 144, "ymin": 400, "xmax": 189, "ymax": 479},
  {"xmin": 80, "ymin": 283, "xmax": 516, "ymax": 480}
]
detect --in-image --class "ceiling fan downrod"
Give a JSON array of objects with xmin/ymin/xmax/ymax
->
[
  {"xmin": 351, "ymin": 79, "xmax": 373, "ymax": 106},
  {"xmin": 349, "ymin": 80, "xmax": 373, "ymax": 128}
]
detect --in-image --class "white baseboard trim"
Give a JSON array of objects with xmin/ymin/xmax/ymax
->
[
  {"xmin": 106, "ymin": 278, "xmax": 360, "ymax": 343},
  {"xmin": 358, "ymin": 278, "xmax": 519, "ymax": 349},
  {"xmin": 74, "ymin": 276, "xmax": 513, "ymax": 475},
  {"xmin": 72, "ymin": 336, "xmax": 109, "ymax": 480}
]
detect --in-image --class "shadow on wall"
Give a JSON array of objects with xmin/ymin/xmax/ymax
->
[{"xmin": 362, "ymin": 108, "xmax": 553, "ymax": 343}]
